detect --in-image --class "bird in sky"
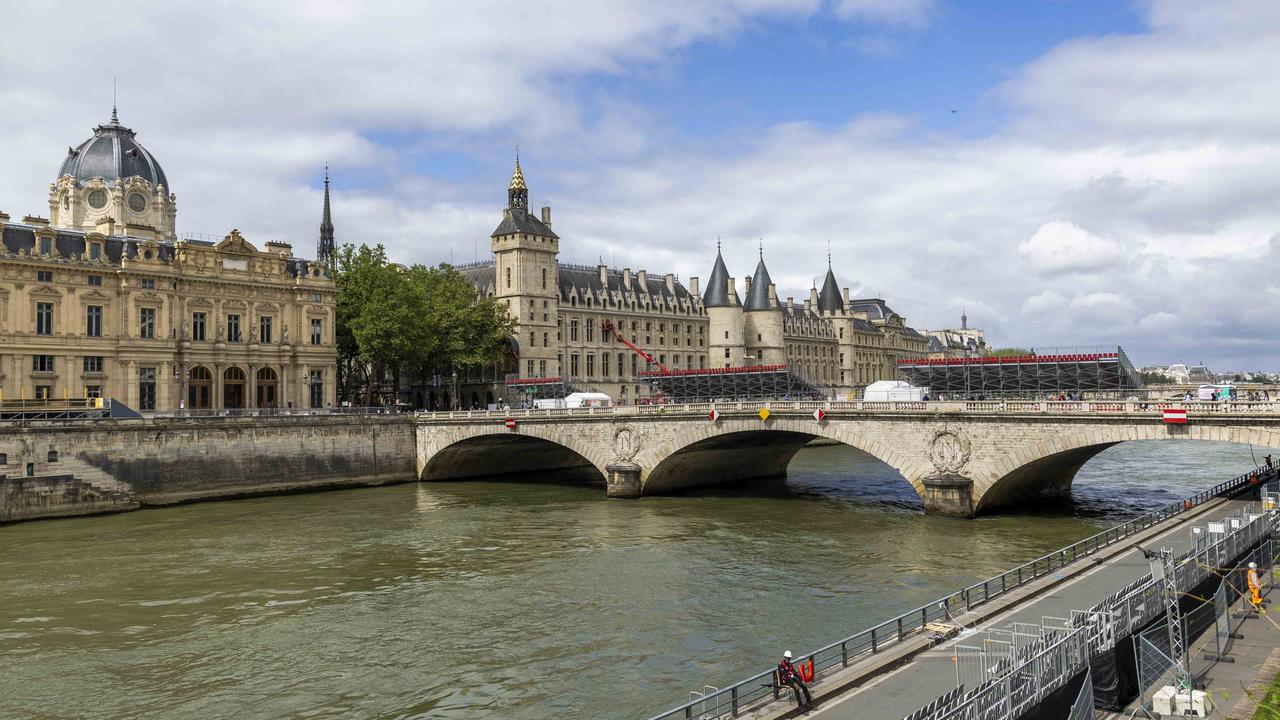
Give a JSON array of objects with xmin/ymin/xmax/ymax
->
[{"xmin": 950, "ymin": 108, "xmax": 958, "ymax": 114}]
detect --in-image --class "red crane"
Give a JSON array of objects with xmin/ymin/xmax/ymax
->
[{"xmin": 602, "ymin": 319, "xmax": 669, "ymax": 373}]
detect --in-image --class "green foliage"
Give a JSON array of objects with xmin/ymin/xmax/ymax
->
[
  {"xmin": 331, "ymin": 243, "xmax": 516, "ymax": 401},
  {"xmin": 1140, "ymin": 370, "xmax": 1175, "ymax": 384},
  {"xmin": 984, "ymin": 347, "xmax": 1032, "ymax": 357},
  {"xmin": 1254, "ymin": 670, "xmax": 1280, "ymax": 719}
]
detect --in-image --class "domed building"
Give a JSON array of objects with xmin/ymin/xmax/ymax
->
[
  {"xmin": 0, "ymin": 109, "xmax": 337, "ymax": 415},
  {"xmin": 49, "ymin": 108, "xmax": 178, "ymax": 241}
]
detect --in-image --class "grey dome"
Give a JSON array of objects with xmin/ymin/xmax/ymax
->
[{"xmin": 58, "ymin": 110, "xmax": 169, "ymax": 191}]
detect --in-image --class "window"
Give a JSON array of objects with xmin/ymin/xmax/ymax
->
[
  {"xmin": 88, "ymin": 274, "xmax": 102, "ymax": 286},
  {"xmin": 139, "ymin": 308, "xmax": 156, "ymax": 339},
  {"xmin": 570, "ymin": 320, "xmax": 579, "ymax": 342},
  {"xmin": 36, "ymin": 303, "xmax": 53, "ymax": 335},
  {"xmin": 86, "ymin": 306, "xmax": 103, "ymax": 337},
  {"xmin": 83, "ymin": 356, "xmax": 103, "ymax": 373},
  {"xmin": 542, "ymin": 332, "xmax": 548, "ymax": 347},
  {"xmin": 586, "ymin": 319, "xmax": 595, "ymax": 342},
  {"xmin": 39, "ymin": 237, "xmax": 52, "ymax": 255},
  {"xmin": 138, "ymin": 367, "xmax": 156, "ymax": 410},
  {"xmin": 128, "ymin": 193, "xmax": 147, "ymax": 212},
  {"xmin": 570, "ymin": 353, "xmax": 580, "ymax": 376},
  {"xmin": 89, "ymin": 242, "xmax": 102, "ymax": 260},
  {"xmin": 309, "ymin": 370, "xmax": 324, "ymax": 408},
  {"xmin": 88, "ymin": 189, "xmax": 108, "ymax": 209},
  {"xmin": 527, "ymin": 360, "xmax": 535, "ymax": 377},
  {"xmin": 37, "ymin": 270, "xmax": 52, "ymax": 283},
  {"xmin": 541, "ymin": 268, "xmax": 547, "ymax": 289},
  {"xmin": 618, "ymin": 353, "xmax": 626, "ymax": 377},
  {"xmin": 35, "ymin": 385, "xmax": 53, "ymax": 399},
  {"xmin": 538, "ymin": 360, "xmax": 547, "ymax": 377},
  {"xmin": 505, "ymin": 267, "xmax": 512, "ymax": 288},
  {"xmin": 724, "ymin": 348, "xmax": 731, "ymax": 359},
  {"xmin": 48, "ymin": 451, "xmax": 59, "ymax": 463},
  {"xmin": 311, "ymin": 318, "xmax": 323, "ymax": 345},
  {"xmin": 0, "ymin": 453, "xmax": 6, "ymax": 466},
  {"xmin": 227, "ymin": 314, "xmax": 241, "ymax": 342},
  {"xmin": 84, "ymin": 384, "xmax": 101, "ymax": 399},
  {"xmin": 140, "ymin": 279, "xmax": 156, "ymax": 290},
  {"xmin": 631, "ymin": 355, "xmax": 637, "ymax": 376},
  {"xmin": 586, "ymin": 354, "xmax": 595, "ymax": 377},
  {"xmin": 602, "ymin": 353, "xmax": 610, "ymax": 377},
  {"xmin": 192, "ymin": 312, "xmax": 206, "ymax": 341},
  {"xmin": 32, "ymin": 355, "xmax": 55, "ymax": 372},
  {"xmin": 259, "ymin": 316, "xmax": 273, "ymax": 344}
]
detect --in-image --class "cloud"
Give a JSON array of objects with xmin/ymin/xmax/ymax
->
[
  {"xmin": 1018, "ymin": 222, "xmax": 1124, "ymax": 275},
  {"xmin": 3, "ymin": 0, "xmax": 1280, "ymax": 370}
]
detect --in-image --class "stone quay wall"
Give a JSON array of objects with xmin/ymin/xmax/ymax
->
[{"xmin": 0, "ymin": 415, "xmax": 417, "ymax": 523}]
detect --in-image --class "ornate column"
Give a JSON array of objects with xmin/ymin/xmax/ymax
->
[{"xmin": 213, "ymin": 362, "xmax": 224, "ymax": 410}]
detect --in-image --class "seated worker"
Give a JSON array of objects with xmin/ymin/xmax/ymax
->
[{"xmin": 777, "ymin": 650, "xmax": 813, "ymax": 712}]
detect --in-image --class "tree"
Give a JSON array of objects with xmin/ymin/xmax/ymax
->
[
  {"xmin": 984, "ymin": 347, "xmax": 1033, "ymax": 357},
  {"xmin": 1140, "ymin": 370, "xmax": 1175, "ymax": 385},
  {"xmin": 333, "ymin": 243, "xmax": 392, "ymax": 403}
]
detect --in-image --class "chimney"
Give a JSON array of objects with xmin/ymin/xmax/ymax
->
[
  {"xmin": 665, "ymin": 273, "xmax": 675, "ymax": 294},
  {"xmin": 95, "ymin": 216, "xmax": 117, "ymax": 236},
  {"xmin": 23, "ymin": 215, "xmax": 49, "ymax": 226},
  {"xmin": 598, "ymin": 263, "xmax": 608, "ymax": 287},
  {"xmin": 804, "ymin": 298, "xmax": 812, "ymax": 312},
  {"xmin": 623, "ymin": 268, "xmax": 632, "ymax": 289},
  {"xmin": 0, "ymin": 211, "xmax": 9, "ymax": 222},
  {"xmin": 767, "ymin": 283, "xmax": 778, "ymax": 308},
  {"xmin": 541, "ymin": 205, "xmax": 552, "ymax": 226},
  {"xmin": 690, "ymin": 276, "xmax": 699, "ymax": 296},
  {"xmin": 843, "ymin": 287, "xmax": 850, "ymax": 303},
  {"xmin": 265, "ymin": 240, "xmax": 293, "ymax": 257},
  {"xmin": 637, "ymin": 270, "xmax": 647, "ymax": 292},
  {"xmin": 744, "ymin": 275, "xmax": 752, "ymax": 297},
  {"xmin": 809, "ymin": 286, "xmax": 819, "ymax": 307},
  {"xmin": 787, "ymin": 297, "xmax": 794, "ymax": 310},
  {"xmin": 727, "ymin": 277, "xmax": 737, "ymax": 304}
]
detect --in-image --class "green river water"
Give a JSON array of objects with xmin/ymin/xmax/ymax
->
[{"xmin": 0, "ymin": 440, "xmax": 1269, "ymax": 719}]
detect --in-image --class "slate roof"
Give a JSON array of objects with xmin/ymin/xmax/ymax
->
[
  {"xmin": 817, "ymin": 266, "xmax": 843, "ymax": 313},
  {"xmin": 456, "ymin": 260, "xmax": 700, "ymax": 309},
  {"xmin": 490, "ymin": 208, "xmax": 558, "ymax": 239},
  {"xmin": 702, "ymin": 249, "xmax": 738, "ymax": 307},
  {"xmin": 743, "ymin": 256, "xmax": 773, "ymax": 311},
  {"xmin": 58, "ymin": 110, "xmax": 169, "ymax": 191}
]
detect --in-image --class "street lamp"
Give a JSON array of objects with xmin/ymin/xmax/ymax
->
[
  {"xmin": 173, "ymin": 366, "xmax": 190, "ymax": 414},
  {"xmin": 451, "ymin": 370, "xmax": 459, "ymax": 411}
]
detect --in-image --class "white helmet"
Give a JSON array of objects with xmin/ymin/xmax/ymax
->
[
  {"xmin": 1249, "ymin": 562, "xmax": 1257, "ymax": 569},
  {"xmin": 783, "ymin": 650, "xmax": 792, "ymax": 659}
]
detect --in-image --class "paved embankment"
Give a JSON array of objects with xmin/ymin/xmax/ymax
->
[{"xmin": 754, "ymin": 496, "xmax": 1258, "ymax": 720}]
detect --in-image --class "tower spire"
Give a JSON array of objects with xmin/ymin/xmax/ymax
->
[
  {"xmin": 111, "ymin": 76, "xmax": 119, "ymax": 124},
  {"xmin": 318, "ymin": 165, "xmax": 335, "ymax": 265},
  {"xmin": 508, "ymin": 152, "xmax": 528, "ymax": 210}
]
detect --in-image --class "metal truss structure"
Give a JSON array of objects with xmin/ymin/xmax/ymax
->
[
  {"xmin": 895, "ymin": 346, "xmax": 1144, "ymax": 399},
  {"xmin": 640, "ymin": 364, "xmax": 829, "ymax": 403}
]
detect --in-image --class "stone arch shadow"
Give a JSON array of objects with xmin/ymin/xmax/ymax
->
[
  {"xmin": 419, "ymin": 427, "xmax": 611, "ymax": 486},
  {"xmin": 636, "ymin": 418, "xmax": 930, "ymax": 502},
  {"xmin": 973, "ymin": 424, "xmax": 1280, "ymax": 514}
]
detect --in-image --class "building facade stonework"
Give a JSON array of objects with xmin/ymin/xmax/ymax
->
[
  {"xmin": 452, "ymin": 161, "xmax": 927, "ymax": 405},
  {"xmin": 0, "ymin": 109, "xmax": 337, "ymax": 412}
]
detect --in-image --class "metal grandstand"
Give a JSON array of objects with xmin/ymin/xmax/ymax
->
[
  {"xmin": 639, "ymin": 364, "xmax": 831, "ymax": 403},
  {"xmin": 895, "ymin": 346, "xmax": 1144, "ymax": 398}
]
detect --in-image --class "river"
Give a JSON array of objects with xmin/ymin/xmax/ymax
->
[{"xmin": 0, "ymin": 440, "xmax": 1270, "ymax": 719}]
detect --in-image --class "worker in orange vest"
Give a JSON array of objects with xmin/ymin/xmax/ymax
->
[{"xmin": 1247, "ymin": 562, "xmax": 1263, "ymax": 610}]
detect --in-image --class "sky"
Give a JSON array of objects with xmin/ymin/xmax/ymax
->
[{"xmin": 2, "ymin": 0, "xmax": 1278, "ymax": 371}]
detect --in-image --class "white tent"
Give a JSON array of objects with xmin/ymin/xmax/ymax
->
[{"xmin": 863, "ymin": 380, "xmax": 928, "ymax": 402}]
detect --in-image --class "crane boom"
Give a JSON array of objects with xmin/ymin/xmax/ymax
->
[{"xmin": 602, "ymin": 320, "xmax": 669, "ymax": 373}]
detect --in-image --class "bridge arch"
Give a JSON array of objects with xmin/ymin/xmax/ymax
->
[
  {"xmin": 637, "ymin": 417, "xmax": 930, "ymax": 500},
  {"xmin": 974, "ymin": 424, "xmax": 1280, "ymax": 513},
  {"xmin": 418, "ymin": 424, "xmax": 612, "ymax": 484}
]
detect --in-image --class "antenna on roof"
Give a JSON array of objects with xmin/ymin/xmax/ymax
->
[
  {"xmin": 111, "ymin": 76, "xmax": 119, "ymax": 123},
  {"xmin": 758, "ymin": 238, "xmax": 763, "ymax": 258},
  {"xmin": 827, "ymin": 239, "xmax": 832, "ymax": 267}
]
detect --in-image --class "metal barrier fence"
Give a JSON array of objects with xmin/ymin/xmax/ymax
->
[
  {"xmin": 935, "ymin": 628, "xmax": 1090, "ymax": 720},
  {"xmin": 643, "ymin": 467, "xmax": 1269, "ymax": 720},
  {"xmin": 1067, "ymin": 668, "xmax": 1095, "ymax": 720},
  {"xmin": 150, "ymin": 406, "xmax": 400, "ymax": 419}
]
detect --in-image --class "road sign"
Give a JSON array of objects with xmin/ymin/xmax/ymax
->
[
  {"xmin": 708, "ymin": 408, "xmax": 720, "ymax": 422},
  {"xmin": 813, "ymin": 408, "xmax": 826, "ymax": 422},
  {"xmin": 758, "ymin": 408, "xmax": 771, "ymax": 422},
  {"xmin": 1163, "ymin": 408, "xmax": 1188, "ymax": 424},
  {"xmin": 504, "ymin": 418, "xmax": 517, "ymax": 430}
]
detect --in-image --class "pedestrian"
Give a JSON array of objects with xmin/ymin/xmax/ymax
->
[
  {"xmin": 776, "ymin": 650, "xmax": 813, "ymax": 712},
  {"xmin": 1247, "ymin": 562, "xmax": 1264, "ymax": 610}
]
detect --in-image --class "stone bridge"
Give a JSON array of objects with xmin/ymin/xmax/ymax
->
[{"xmin": 413, "ymin": 400, "xmax": 1280, "ymax": 516}]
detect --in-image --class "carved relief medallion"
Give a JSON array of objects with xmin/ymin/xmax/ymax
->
[
  {"xmin": 613, "ymin": 427, "xmax": 639, "ymax": 462},
  {"xmin": 929, "ymin": 426, "xmax": 971, "ymax": 474}
]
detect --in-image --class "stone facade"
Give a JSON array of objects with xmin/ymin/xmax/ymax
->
[
  {"xmin": 450, "ymin": 162, "xmax": 928, "ymax": 405},
  {"xmin": 0, "ymin": 109, "xmax": 338, "ymax": 412},
  {"xmin": 416, "ymin": 406, "xmax": 1280, "ymax": 516}
]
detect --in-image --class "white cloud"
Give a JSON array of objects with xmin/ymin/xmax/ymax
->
[
  {"xmin": 1018, "ymin": 222, "xmax": 1124, "ymax": 275},
  {"xmin": 3, "ymin": 0, "xmax": 1280, "ymax": 369}
]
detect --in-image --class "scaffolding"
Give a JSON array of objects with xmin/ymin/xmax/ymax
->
[
  {"xmin": 895, "ymin": 346, "xmax": 1144, "ymax": 399},
  {"xmin": 639, "ymin": 364, "xmax": 829, "ymax": 403},
  {"xmin": 503, "ymin": 375, "xmax": 578, "ymax": 403}
]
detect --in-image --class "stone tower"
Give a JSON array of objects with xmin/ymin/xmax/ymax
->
[
  {"xmin": 742, "ymin": 253, "xmax": 785, "ymax": 365},
  {"xmin": 490, "ymin": 157, "xmax": 560, "ymax": 379},
  {"xmin": 318, "ymin": 167, "xmax": 335, "ymax": 266},
  {"xmin": 703, "ymin": 246, "xmax": 744, "ymax": 368},
  {"xmin": 816, "ymin": 260, "xmax": 856, "ymax": 392}
]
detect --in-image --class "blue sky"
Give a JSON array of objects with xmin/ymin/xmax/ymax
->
[{"xmin": 3, "ymin": 0, "xmax": 1280, "ymax": 370}]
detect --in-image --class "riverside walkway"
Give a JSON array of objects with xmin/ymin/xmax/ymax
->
[{"xmin": 645, "ymin": 467, "xmax": 1278, "ymax": 720}]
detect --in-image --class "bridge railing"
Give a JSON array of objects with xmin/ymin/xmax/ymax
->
[
  {"xmin": 415, "ymin": 399, "xmax": 1280, "ymax": 421},
  {"xmin": 641, "ymin": 466, "xmax": 1272, "ymax": 720}
]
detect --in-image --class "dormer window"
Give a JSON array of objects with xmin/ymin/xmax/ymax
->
[
  {"xmin": 39, "ymin": 237, "xmax": 52, "ymax": 255},
  {"xmin": 88, "ymin": 242, "xmax": 102, "ymax": 260}
]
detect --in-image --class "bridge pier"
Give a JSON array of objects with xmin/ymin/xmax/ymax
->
[
  {"xmin": 921, "ymin": 474, "xmax": 975, "ymax": 517},
  {"xmin": 605, "ymin": 462, "xmax": 642, "ymax": 498}
]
